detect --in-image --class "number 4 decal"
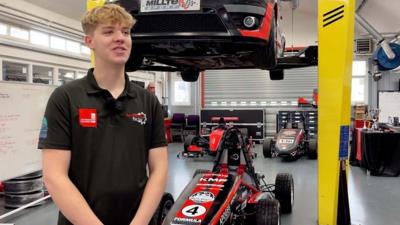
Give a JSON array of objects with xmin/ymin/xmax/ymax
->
[{"xmin": 182, "ymin": 205, "xmax": 206, "ymax": 217}]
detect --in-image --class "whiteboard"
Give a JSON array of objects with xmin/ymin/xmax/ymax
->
[
  {"xmin": 0, "ymin": 82, "xmax": 55, "ymax": 181},
  {"xmin": 378, "ymin": 91, "xmax": 400, "ymax": 123}
]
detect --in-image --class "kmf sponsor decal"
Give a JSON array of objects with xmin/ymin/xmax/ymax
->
[{"xmin": 79, "ymin": 108, "xmax": 97, "ymax": 128}]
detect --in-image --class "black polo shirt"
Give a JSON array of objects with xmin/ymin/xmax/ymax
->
[{"xmin": 38, "ymin": 68, "xmax": 167, "ymax": 225}]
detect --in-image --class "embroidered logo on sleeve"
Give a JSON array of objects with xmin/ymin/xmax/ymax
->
[
  {"xmin": 79, "ymin": 108, "xmax": 97, "ymax": 128},
  {"xmin": 126, "ymin": 112, "xmax": 147, "ymax": 125},
  {"xmin": 39, "ymin": 117, "xmax": 48, "ymax": 138}
]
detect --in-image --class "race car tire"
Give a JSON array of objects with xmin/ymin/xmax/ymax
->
[
  {"xmin": 263, "ymin": 138, "xmax": 273, "ymax": 158},
  {"xmin": 150, "ymin": 192, "xmax": 174, "ymax": 225},
  {"xmin": 192, "ymin": 169, "xmax": 211, "ymax": 178},
  {"xmin": 275, "ymin": 173, "xmax": 294, "ymax": 214},
  {"xmin": 181, "ymin": 68, "xmax": 200, "ymax": 82},
  {"xmin": 256, "ymin": 199, "xmax": 280, "ymax": 225},
  {"xmin": 184, "ymin": 135, "xmax": 197, "ymax": 152},
  {"xmin": 307, "ymin": 138, "xmax": 318, "ymax": 159}
]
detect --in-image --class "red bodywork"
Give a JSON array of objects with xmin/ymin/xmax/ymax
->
[{"xmin": 209, "ymin": 129, "xmax": 225, "ymax": 152}]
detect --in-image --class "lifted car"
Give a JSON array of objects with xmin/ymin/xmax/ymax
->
[
  {"xmin": 116, "ymin": 0, "xmax": 317, "ymax": 81},
  {"xmin": 263, "ymin": 121, "xmax": 318, "ymax": 160},
  {"xmin": 164, "ymin": 126, "xmax": 294, "ymax": 225}
]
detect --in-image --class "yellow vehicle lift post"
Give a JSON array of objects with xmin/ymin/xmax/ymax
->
[{"xmin": 318, "ymin": 0, "xmax": 355, "ymax": 225}]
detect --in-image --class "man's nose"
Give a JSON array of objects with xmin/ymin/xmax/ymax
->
[{"xmin": 113, "ymin": 31, "xmax": 125, "ymax": 42}]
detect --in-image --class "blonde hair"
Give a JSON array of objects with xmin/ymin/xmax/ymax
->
[{"xmin": 81, "ymin": 4, "xmax": 136, "ymax": 34}]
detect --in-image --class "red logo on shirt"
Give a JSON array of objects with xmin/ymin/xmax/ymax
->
[
  {"xmin": 126, "ymin": 112, "xmax": 147, "ymax": 125},
  {"xmin": 79, "ymin": 108, "xmax": 97, "ymax": 128}
]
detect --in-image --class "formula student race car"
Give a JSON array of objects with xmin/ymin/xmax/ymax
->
[
  {"xmin": 163, "ymin": 126, "xmax": 294, "ymax": 225},
  {"xmin": 180, "ymin": 117, "xmax": 256, "ymax": 158},
  {"xmin": 116, "ymin": 0, "xmax": 317, "ymax": 81},
  {"xmin": 263, "ymin": 121, "xmax": 318, "ymax": 160}
]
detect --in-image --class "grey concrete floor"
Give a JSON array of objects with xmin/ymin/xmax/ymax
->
[{"xmin": 1, "ymin": 143, "xmax": 400, "ymax": 225}]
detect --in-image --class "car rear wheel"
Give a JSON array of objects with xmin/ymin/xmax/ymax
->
[
  {"xmin": 150, "ymin": 193, "xmax": 174, "ymax": 225},
  {"xmin": 308, "ymin": 138, "xmax": 318, "ymax": 159},
  {"xmin": 256, "ymin": 199, "xmax": 280, "ymax": 225},
  {"xmin": 263, "ymin": 138, "xmax": 273, "ymax": 158},
  {"xmin": 275, "ymin": 173, "xmax": 294, "ymax": 214},
  {"xmin": 181, "ymin": 68, "xmax": 200, "ymax": 82}
]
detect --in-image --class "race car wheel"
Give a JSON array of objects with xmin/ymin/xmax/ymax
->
[
  {"xmin": 184, "ymin": 135, "xmax": 197, "ymax": 152},
  {"xmin": 192, "ymin": 169, "xmax": 211, "ymax": 178},
  {"xmin": 307, "ymin": 138, "xmax": 318, "ymax": 159},
  {"xmin": 274, "ymin": 173, "xmax": 294, "ymax": 214},
  {"xmin": 263, "ymin": 138, "xmax": 273, "ymax": 158},
  {"xmin": 181, "ymin": 68, "xmax": 200, "ymax": 82},
  {"xmin": 150, "ymin": 193, "xmax": 174, "ymax": 225},
  {"xmin": 256, "ymin": 199, "xmax": 280, "ymax": 225}
]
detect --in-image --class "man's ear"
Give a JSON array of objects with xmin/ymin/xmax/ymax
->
[{"xmin": 84, "ymin": 35, "xmax": 94, "ymax": 49}]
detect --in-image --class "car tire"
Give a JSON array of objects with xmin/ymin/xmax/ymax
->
[
  {"xmin": 181, "ymin": 69, "xmax": 200, "ymax": 82},
  {"xmin": 184, "ymin": 135, "xmax": 197, "ymax": 152},
  {"xmin": 263, "ymin": 138, "xmax": 273, "ymax": 158},
  {"xmin": 150, "ymin": 193, "xmax": 174, "ymax": 225},
  {"xmin": 192, "ymin": 169, "xmax": 211, "ymax": 178},
  {"xmin": 275, "ymin": 173, "xmax": 294, "ymax": 214},
  {"xmin": 125, "ymin": 47, "xmax": 144, "ymax": 72},
  {"xmin": 256, "ymin": 199, "xmax": 280, "ymax": 225},
  {"xmin": 308, "ymin": 138, "xmax": 318, "ymax": 159}
]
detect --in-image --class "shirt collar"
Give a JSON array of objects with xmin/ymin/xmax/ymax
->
[{"xmin": 85, "ymin": 68, "xmax": 137, "ymax": 98}]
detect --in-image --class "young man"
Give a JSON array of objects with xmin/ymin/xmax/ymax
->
[{"xmin": 38, "ymin": 4, "xmax": 168, "ymax": 225}]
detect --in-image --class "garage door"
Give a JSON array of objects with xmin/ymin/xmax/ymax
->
[{"xmin": 203, "ymin": 67, "xmax": 318, "ymax": 136}]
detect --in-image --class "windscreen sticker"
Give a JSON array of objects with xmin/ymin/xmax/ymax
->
[{"xmin": 189, "ymin": 191, "xmax": 215, "ymax": 203}]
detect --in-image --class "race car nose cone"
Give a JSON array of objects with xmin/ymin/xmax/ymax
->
[{"xmin": 243, "ymin": 16, "xmax": 257, "ymax": 29}]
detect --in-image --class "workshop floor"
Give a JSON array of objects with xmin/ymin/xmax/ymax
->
[{"xmin": 1, "ymin": 143, "xmax": 400, "ymax": 225}]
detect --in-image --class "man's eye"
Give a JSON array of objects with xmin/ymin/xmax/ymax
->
[
  {"xmin": 104, "ymin": 31, "xmax": 113, "ymax": 34},
  {"xmin": 123, "ymin": 31, "xmax": 130, "ymax": 35}
]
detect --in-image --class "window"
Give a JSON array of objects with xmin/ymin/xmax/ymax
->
[
  {"xmin": 81, "ymin": 45, "xmax": 91, "ymax": 55},
  {"xmin": 76, "ymin": 71, "xmax": 87, "ymax": 79},
  {"xmin": 30, "ymin": 30, "xmax": 49, "ymax": 47},
  {"xmin": 352, "ymin": 60, "xmax": 367, "ymax": 104},
  {"xmin": 172, "ymin": 79, "xmax": 191, "ymax": 105},
  {"xmin": 50, "ymin": 36, "xmax": 66, "ymax": 51},
  {"xmin": 352, "ymin": 61, "xmax": 367, "ymax": 76},
  {"xmin": 2, "ymin": 61, "xmax": 28, "ymax": 82},
  {"xmin": 351, "ymin": 77, "xmax": 365, "ymax": 103},
  {"xmin": 33, "ymin": 65, "xmax": 53, "ymax": 84},
  {"xmin": 10, "ymin": 26, "xmax": 29, "ymax": 40},
  {"xmin": 66, "ymin": 40, "xmax": 81, "ymax": 54},
  {"xmin": 59, "ymin": 69, "xmax": 75, "ymax": 85},
  {"xmin": 0, "ymin": 23, "xmax": 7, "ymax": 35}
]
